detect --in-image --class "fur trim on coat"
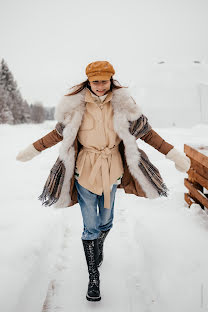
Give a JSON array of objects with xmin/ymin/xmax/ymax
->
[{"xmin": 52, "ymin": 87, "xmax": 160, "ymax": 208}]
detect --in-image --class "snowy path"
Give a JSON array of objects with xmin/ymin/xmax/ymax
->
[
  {"xmin": 42, "ymin": 197, "xmax": 151, "ymax": 312},
  {"xmin": 1, "ymin": 122, "xmax": 208, "ymax": 312},
  {"xmin": 43, "ymin": 191, "xmax": 208, "ymax": 312}
]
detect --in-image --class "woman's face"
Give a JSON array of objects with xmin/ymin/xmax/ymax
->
[{"xmin": 89, "ymin": 80, "xmax": 111, "ymax": 96}]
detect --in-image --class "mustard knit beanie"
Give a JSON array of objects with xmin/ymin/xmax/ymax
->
[{"xmin": 85, "ymin": 61, "xmax": 115, "ymax": 81}]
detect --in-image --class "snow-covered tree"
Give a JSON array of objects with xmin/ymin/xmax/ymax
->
[
  {"xmin": 30, "ymin": 101, "xmax": 45, "ymax": 123},
  {"xmin": 0, "ymin": 59, "xmax": 17, "ymax": 93},
  {"xmin": 11, "ymin": 89, "xmax": 25, "ymax": 123},
  {"xmin": 0, "ymin": 85, "xmax": 14, "ymax": 124},
  {"xmin": 44, "ymin": 106, "xmax": 55, "ymax": 120},
  {"xmin": 0, "ymin": 58, "xmax": 32, "ymax": 124},
  {"xmin": 22, "ymin": 100, "xmax": 32, "ymax": 123}
]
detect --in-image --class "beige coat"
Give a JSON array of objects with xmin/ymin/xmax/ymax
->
[
  {"xmin": 33, "ymin": 87, "xmax": 174, "ymax": 208},
  {"xmin": 74, "ymin": 88, "xmax": 124, "ymax": 208}
]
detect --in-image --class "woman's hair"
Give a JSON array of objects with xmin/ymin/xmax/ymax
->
[{"xmin": 65, "ymin": 78, "xmax": 127, "ymax": 96}]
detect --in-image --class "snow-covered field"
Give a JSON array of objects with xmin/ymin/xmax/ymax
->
[{"xmin": 1, "ymin": 121, "xmax": 208, "ymax": 312}]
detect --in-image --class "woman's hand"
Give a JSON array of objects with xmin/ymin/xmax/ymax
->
[
  {"xmin": 165, "ymin": 147, "xmax": 191, "ymax": 173},
  {"xmin": 16, "ymin": 144, "xmax": 41, "ymax": 162}
]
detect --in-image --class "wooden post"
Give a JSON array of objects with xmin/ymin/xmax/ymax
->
[{"xmin": 184, "ymin": 144, "xmax": 208, "ymax": 210}]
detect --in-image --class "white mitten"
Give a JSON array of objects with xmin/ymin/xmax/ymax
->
[
  {"xmin": 165, "ymin": 147, "xmax": 191, "ymax": 173},
  {"xmin": 16, "ymin": 144, "xmax": 41, "ymax": 162}
]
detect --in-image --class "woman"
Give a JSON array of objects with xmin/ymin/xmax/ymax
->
[{"xmin": 16, "ymin": 60, "xmax": 191, "ymax": 302}]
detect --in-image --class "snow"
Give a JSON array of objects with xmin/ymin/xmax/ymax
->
[
  {"xmin": 198, "ymin": 190, "xmax": 208, "ymax": 199},
  {"xmin": 1, "ymin": 121, "xmax": 208, "ymax": 312},
  {"xmin": 188, "ymin": 143, "xmax": 208, "ymax": 157}
]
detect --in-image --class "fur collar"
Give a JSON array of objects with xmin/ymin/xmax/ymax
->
[
  {"xmin": 52, "ymin": 86, "xmax": 159, "ymax": 208},
  {"xmin": 54, "ymin": 87, "xmax": 142, "ymax": 125}
]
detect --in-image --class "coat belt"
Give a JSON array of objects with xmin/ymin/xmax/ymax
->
[{"xmin": 77, "ymin": 145, "xmax": 119, "ymax": 209}]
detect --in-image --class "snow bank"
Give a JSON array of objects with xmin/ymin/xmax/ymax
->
[
  {"xmin": 0, "ymin": 203, "xmax": 67, "ymax": 312},
  {"xmin": 0, "ymin": 121, "xmax": 69, "ymax": 312}
]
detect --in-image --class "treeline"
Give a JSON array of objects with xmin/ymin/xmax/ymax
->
[{"xmin": 0, "ymin": 59, "xmax": 54, "ymax": 124}]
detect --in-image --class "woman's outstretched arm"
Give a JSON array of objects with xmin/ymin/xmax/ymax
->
[
  {"xmin": 140, "ymin": 128, "xmax": 174, "ymax": 155},
  {"xmin": 32, "ymin": 128, "xmax": 63, "ymax": 151},
  {"xmin": 140, "ymin": 128, "xmax": 190, "ymax": 172},
  {"xmin": 129, "ymin": 114, "xmax": 190, "ymax": 172},
  {"xmin": 16, "ymin": 122, "xmax": 64, "ymax": 162}
]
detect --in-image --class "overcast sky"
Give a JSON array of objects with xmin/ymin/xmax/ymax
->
[{"xmin": 1, "ymin": 0, "xmax": 208, "ymax": 107}]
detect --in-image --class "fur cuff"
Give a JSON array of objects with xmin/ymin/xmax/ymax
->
[
  {"xmin": 16, "ymin": 144, "xmax": 41, "ymax": 162},
  {"xmin": 165, "ymin": 147, "xmax": 191, "ymax": 172}
]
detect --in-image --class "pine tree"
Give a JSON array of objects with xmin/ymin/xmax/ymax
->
[
  {"xmin": 0, "ymin": 58, "xmax": 32, "ymax": 124},
  {"xmin": 11, "ymin": 89, "xmax": 25, "ymax": 123},
  {"xmin": 0, "ymin": 85, "xmax": 14, "ymax": 124},
  {"xmin": 0, "ymin": 59, "xmax": 14, "ymax": 123},
  {"xmin": 22, "ymin": 100, "xmax": 32, "ymax": 123},
  {"xmin": 0, "ymin": 59, "xmax": 17, "ymax": 93}
]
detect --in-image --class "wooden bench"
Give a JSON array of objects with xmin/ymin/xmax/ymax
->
[{"xmin": 184, "ymin": 144, "xmax": 208, "ymax": 209}]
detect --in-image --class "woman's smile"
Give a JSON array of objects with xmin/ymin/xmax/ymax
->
[{"xmin": 89, "ymin": 79, "xmax": 111, "ymax": 96}]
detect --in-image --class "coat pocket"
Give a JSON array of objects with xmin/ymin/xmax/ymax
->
[{"xmin": 79, "ymin": 112, "xmax": 94, "ymax": 131}]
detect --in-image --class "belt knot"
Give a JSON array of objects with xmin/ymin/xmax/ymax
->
[
  {"xmin": 100, "ymin": 147, "xmax": 111, "ymax": 158},
  {"xmin": 77, "ymin": 144, "xmax": 119, "ymax": 209}
]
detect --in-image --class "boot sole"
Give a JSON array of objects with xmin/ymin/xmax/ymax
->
[
  {"xmin": 86, "ymin": 295, "xmax": 101, "ymax": 301},
  {"xmin": 97, "ymin": 260, "xmax": 103, "ymax": 267}
]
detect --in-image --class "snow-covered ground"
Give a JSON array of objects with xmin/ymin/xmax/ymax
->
[{"xmin": 1, "ymin": 120, "xmax": 208, "ymax": 312}]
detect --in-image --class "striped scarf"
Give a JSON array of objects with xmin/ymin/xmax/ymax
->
[
  {"xmin": 38, "ymin": 115, "xmax": 168, "ymax": 206},
  {"xmin": 128, "ymin": 114, "xmax": 169, "ymax": 197}
]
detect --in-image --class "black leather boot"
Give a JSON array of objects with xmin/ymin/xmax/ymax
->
[
  {"xmin": 82, "ymin": 239, "xmax": 101, "ymax": 301},
  {"xmin": 97, "ymin": 229, "xmax": 110, "ymax": 267}
]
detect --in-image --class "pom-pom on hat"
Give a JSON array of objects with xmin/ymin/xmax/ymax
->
[{"xmin": 86, "ymin": 61, "xmax": 115, "ymax": 81}]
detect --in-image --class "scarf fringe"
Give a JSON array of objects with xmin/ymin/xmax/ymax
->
[
  {"xmin": 38, "ymin": 157, "xmax": 66, "ymax": 207},
  {"xmin": 129, "ymin": 115, "xmax": 169, "ymax": 197},
  {"xmin": 157, "ymin": 182, "xmax": 169, "ymax": 197},
  {"xmin": 39, "ymin": 115, "xmax": 169, "ymax": 208},
  {"xmin": 139, "ymin": 152, "xmax": 170, "ymax": 198}
]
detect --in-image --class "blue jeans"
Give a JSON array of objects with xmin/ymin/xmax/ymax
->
[{"xmin": 74, "ymin": 179, "xmax": 118, "ymax": 240}]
